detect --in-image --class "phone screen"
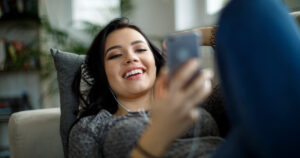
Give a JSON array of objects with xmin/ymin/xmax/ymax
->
[{"xmin": 166, "ymin": 32, "xmax": 202, "ymax": 79}]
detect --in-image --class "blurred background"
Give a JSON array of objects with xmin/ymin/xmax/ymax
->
[{"xmin": 0, "ymin": 0, "xmax": 299, "ymax": 157}]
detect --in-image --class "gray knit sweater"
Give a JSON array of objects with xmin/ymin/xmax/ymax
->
[{"xmin": 68, "ymin": 107, "xmax": 222, "ymax": 158}]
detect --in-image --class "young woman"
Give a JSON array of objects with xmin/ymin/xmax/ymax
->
[{"xmin": 69, "ymin": 18, "xmax": 224, "ymax": 158}]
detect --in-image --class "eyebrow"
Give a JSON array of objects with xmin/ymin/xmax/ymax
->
[
  {"xmin": 105, "ymin": 45, "xmax": 122, "ymax": 55},
  {"xmin": 131, "ymin": 40, "xmax": 145, "ymax": 45},
  {"xmin": 105, "ymin": 40, "xmax": 146, "ymax": 55}
]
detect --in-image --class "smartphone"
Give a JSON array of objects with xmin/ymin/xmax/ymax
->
[{"xmin": 166, "ymin": 32, "xmax": 202, "ymax": 79}]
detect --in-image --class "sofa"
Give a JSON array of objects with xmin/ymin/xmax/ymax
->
[
  {"xmin": 8, "ymin": 108, "xmax": 63, "ymax": 158},
  {"xmin": 7, "ymin": 11, "xmax": 300, "ymax": 158}
]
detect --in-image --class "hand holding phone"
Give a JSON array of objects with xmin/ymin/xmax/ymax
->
[{"xmin": 166, "ymin": 32, "xmax": 202, "ymax": 80}]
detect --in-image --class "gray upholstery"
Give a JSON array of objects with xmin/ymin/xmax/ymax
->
[
  {"xmin": 50, "ymin": 48, "xmax": 86, "ymax": 157},
  {"xmin": 8, "ymin": 108, "xmax": 63, "ymax": 158}
]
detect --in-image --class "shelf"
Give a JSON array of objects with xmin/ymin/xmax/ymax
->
[
  {"xmin": 0, "ymin": 69, "xmax": 40, "ymax": 74},
  {"xmin": 0, "ymin": 150, "xmax": 9, "ymax": 158},
  {"xmin": 0, "ymin": 14, "xmax": 40, "ymax": 22},
  {"xmin": 0, "ymin": 18, "xmax": 41, "ymax": 73},
  {"xmin": 0, "ymin": 19, "xmax": 40, "ymax": 31},
  {"xmin": 0, "ymin": 115, "xmax": 9, "ymax": 122}
]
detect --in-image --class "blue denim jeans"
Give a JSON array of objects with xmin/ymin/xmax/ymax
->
[{"xmin": 213, "ymin": 0, "xmax": 300, "ymax": 157}]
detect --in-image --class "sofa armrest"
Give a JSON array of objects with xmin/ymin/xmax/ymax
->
[{"xmin": 8, "ymin": 108, "xmax": 64, "ymax": 158}]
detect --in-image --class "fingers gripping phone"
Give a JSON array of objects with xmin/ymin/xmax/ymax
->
[{"xmin": 166, "ymin": 32, "xmax": 202, "ymax": 81}]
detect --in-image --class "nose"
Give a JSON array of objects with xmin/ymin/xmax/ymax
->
[{"xmin": 124, "ymin": 50, "xmax": 139, "ymax": 64}]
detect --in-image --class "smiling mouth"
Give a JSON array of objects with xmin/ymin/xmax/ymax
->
[{"xmin": 123, "ymin": 68, "xmax": 145, "ymax": 79}]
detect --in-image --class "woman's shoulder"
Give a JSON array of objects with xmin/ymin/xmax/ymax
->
[
  {"xmin": 70, "ymin": 109, "xmax": 114, "ymax": 137},
  {"xmin": 69, "ymin": 109, "xmax": 151, "ymax": 140},
  {"xmin": 68, "ymin": 109, "xmax": 114, "ymax": 157}
]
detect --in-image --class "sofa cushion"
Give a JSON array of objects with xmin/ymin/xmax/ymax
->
[
  {"xmin": 50, "ymin": 48, "xmax": 85, "ymax": 157},
  {"xmin": 8, "ymin": 108, "xmax": 63, "ymax": 158}
]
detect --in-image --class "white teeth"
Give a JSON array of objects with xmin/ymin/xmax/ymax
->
[{"xmin": 124, "ymin": 69, "xmax": 143, "ymax": 78}]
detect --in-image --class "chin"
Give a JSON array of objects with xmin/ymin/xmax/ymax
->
[{"xmin": 128, "ymin": 85, "xmax": 152, "ymax": 94}]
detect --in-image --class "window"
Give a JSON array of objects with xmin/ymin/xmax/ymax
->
[
  {"xmin": 207, "ymin": 0, "xmax": 229, "ymax": 15},
  {"xmin": 73, "ymin": 0, "xmax": 120, "ymax": 29}
]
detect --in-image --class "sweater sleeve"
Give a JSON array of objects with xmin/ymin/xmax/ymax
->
[
  {"xmin": 68, "ymin": 124, "xmax": 102, "ymax": 158},
  {"xmin": 102, "ymin": 117, "xmax": 148, "ymax": 158}
]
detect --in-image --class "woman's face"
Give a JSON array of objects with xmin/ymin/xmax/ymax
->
[{"xmin": 104, "ymin": 28, "xmax": 156, "ymax": 99}]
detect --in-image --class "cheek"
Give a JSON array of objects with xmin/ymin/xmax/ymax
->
[
  {"xmin": 147, "ymin": 55, "xmax": 157, "ymax": 78},
  {"xmin": 150, "ymin": 55, "xmax": 157, "ymax": 71},
  {"xmin": 104, "ymin": 62, "xmax": 119, "ymax": 85}
]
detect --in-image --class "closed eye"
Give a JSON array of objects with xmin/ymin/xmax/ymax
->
[
  {"xmin": 108, "ymin": 54, "xmax": 122, "ymax": 60},
  {"xmin": 136, "ymin": 49, "xmax": 147, "ymax": 53}
]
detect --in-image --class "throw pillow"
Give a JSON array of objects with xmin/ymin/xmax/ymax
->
[{"xmin": 50, "ymin": 48, "xmax": 85, "ymax": 157}]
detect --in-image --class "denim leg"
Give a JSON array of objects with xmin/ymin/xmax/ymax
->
[{"xmin": 213, "ymin": 0, "xmax": 300, "ymax": 157}]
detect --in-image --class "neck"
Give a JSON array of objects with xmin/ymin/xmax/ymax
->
[{"xmin": 114, "ymin": 90, "xmax": 153, "ymax": 116}]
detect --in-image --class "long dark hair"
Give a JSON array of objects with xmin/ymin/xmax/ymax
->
[{"xmin": 73, "ymin": 18, "xmax": 165, "ymax": 118}]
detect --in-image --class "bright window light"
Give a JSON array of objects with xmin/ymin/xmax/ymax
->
[
  {"xmin": 73, "ymin": 0, "xmax": 120, "ymax": 28},
  {"xmin": 207, "ymin": 0, "xmax": 227, "ymax": 15}
]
